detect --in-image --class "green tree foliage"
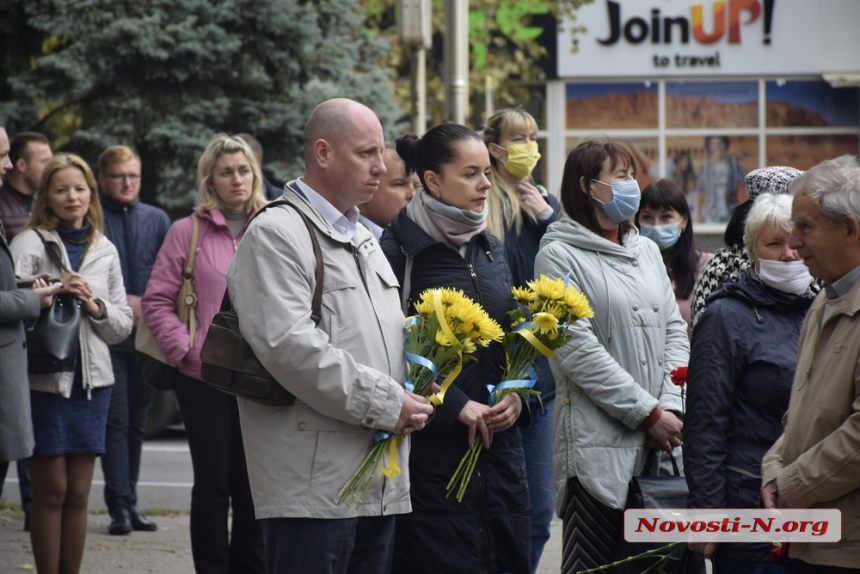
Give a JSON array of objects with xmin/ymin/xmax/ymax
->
[
  {"xmin": 365, "ymin": 0, "xmax": 592, "ymax": 130},
  {"xmin": 0, "ymin": 0, "xmax": 404, "ymax": 210}
]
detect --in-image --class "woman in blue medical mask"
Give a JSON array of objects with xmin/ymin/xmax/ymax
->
[
  {"xmin": 535, "ymin": 141, "xmax": 692, "ymax": 572},
  {"xmin": 637, "ymin": 179, "xmax": 713, "ymax": 334}
]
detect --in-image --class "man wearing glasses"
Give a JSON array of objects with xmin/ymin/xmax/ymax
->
[{"xmin": 97, "ymin": 145, "xmax": 171, "ymax": 536}]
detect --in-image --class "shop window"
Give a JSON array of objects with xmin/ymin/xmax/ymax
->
[
  {"xmin": 666, "ymin": 81, "xmax": 758, "ymax": 129},
  {"xmin": 565, "ymin": 83, "xmax": 657, "ymax": 129},
  {"xmin": 666, "ymin": 135, "xmax": 758, "ymax": 223},
  {"xmin": 766, "ymin": 81, "xmax": 859, "ymax": 128},
  {"xmin": 766, "ymin": 135, "xmax": 859, "ymax": 170},
  {"xmin": 565, "ymin": 136, "xmax": 659, "ymax": 190}
]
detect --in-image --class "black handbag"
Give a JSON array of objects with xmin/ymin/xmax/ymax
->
[
  {"xmin": 610, "ymin": 450, "xmax": 707, "ymax": 574},
  {"xmin": 26, "ymin": 232, "xmax": 82, "ymax": 375},
  {"xmin": 200, "ymin": 200, "xmax": 322, "ymax": 407}
]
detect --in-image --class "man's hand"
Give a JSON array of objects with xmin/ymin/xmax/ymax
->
[
  {"xmin": 645, "ymin": 411, "xmax": 683, "ymax": 453},
  {"xmin": 761, "ymin": 480, "xmax": 780, "ymax": 509},
  {"xmin": 394, "ymin": 391, "xmax": 434, "ymax": 436},
  {"xmin": 127, "ymin": 294, "xmax": 142, "ymax": 327}
]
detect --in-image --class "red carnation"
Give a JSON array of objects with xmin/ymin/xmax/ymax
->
[
  {"xmin": 670, "ymin": 366, "xmax": 688, "ymax": 387},
  {"xmin": 771, "ymin": 542, "xmax": 789, "ymax": 561}
]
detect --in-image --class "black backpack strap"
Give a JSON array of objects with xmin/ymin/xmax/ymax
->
[{"xmin": 224, "ymin": 199, "xmax": 323, "ymax": 325}]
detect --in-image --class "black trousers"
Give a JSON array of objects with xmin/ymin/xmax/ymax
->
[{"xmin": 175, "ymin": 373, "xmax": 264, "ymax": 574}]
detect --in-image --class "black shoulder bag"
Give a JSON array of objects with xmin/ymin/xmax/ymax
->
[
  {"xmin": 26, "ymin": 231, "xmax": 82, "ymax": 375},
  {"xmin": 200, "ymin": 200, "xmax": 323, "ymax": 406}
]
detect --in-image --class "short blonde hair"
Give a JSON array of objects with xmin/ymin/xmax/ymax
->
[
  {"xmin": 98, "ymin": 145, "xmax": 139, "ymax": 174},
  {"xmin": 195, "ymin": 133, "xmax": 267, "ymax": 214},
  {"xmin": 27, "ymin": 154, "xmax": 104, "ymax": 244}
]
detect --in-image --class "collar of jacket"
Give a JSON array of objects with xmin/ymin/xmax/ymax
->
[
  {"xmin": 541, "ymin": 212, "xmax": 641, "ymax": 264},
  {"xmin": 810, "ymin": 272, "xmax": 860, "ymax": 322},
  {"xmin": 100, "ymin": 191, "xmax": 138, "ymax": 214},
  {"xmin": 708, "ymin": 270, "xmax": 816, "ymax": 310},
  {"xmin": 388, "ymin": 210, "xmax": 492, "ymax": 258},
  {"xmin": 280, "ymin": 181, "xmax": 372, "ymax": 248}
]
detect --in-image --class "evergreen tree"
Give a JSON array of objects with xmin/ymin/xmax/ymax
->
[{"xmin": 0, "ymin": 0, "xmax": 403, "ymax": 210}]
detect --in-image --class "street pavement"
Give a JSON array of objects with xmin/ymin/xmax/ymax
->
[{"xmin": 0, "ymin": 432, "xmax": 564, "ymax": 574}]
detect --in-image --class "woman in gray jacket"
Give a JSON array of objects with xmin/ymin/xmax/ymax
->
[
  {"xmin": 11, "ymin": 154, "xmax": 132, "ymax": 574},
  {"xmin": 534, "ymin": 141, "xmax": 689, "ymax": 572}
]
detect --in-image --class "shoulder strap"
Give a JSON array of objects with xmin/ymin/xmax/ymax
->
[
  {"xmin": 36, "ymin": 230, "xmax": 69, "ymax": 274},
  {"xmin": 184, "ymin": 215, "xmax": 200, "ymax": 278},
  {"xmin": 226, "ymin": 199, "xmax": 323, "ymax": 325}
]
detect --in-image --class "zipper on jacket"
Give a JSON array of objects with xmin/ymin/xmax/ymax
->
[{"xmin": 352, "ymin": 246, "xmax": 369, "ymax": 292}]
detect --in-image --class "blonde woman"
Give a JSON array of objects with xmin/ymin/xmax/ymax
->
[
  {"xmin": 143, "ymin": 134, "xmax": 267, "ymax": 573},
  {"xmin": 10, "ymin": 153, "xmax": 133, "ymax": 574},
  {"xmin": 483, "ymin": 108, "xmax": 559, "ymax": 572}
]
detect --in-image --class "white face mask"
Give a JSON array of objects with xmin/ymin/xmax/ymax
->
[{"xmin": 756, "ymin": 259, "xmax": 813, "ymax": 296}]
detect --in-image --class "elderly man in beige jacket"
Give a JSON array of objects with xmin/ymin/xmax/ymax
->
[
  {"xmin": 762, "ymin": 155, "xmax": 860, "ymax": 573},
  {"xmin": 227, "ymin": 98, "xmax": 434, "ymax": 574}
]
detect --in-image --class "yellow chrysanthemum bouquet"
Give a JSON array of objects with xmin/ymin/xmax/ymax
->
[
  {"xmin": 446, "ymin": 275, "xmax": 594, "ymax": 502},
  {"xmin": 338, "ymin": 287, "xmax": 503, "ymax": 508}
]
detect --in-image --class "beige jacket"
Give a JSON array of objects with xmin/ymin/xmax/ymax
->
[
  {"xmin": 10, "ymin": 229, "xmax": 133, "ymax": 397},
  {"xmin": 226, "ymin": 185, "xmax": 410, "ymax": 519},
  {"xmin": 762, "ymin": 278, "xmax": 860, "ymax": 568}
]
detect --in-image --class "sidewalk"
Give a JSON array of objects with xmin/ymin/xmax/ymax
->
[{"xmin": 0, "ymin": 506, "xmax": 562, "ymax": 573}]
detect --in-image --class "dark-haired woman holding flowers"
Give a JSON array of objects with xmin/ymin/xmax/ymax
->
[{"xmin": 381, "ymin": 123, "xmax": 530, "ymax": 574}]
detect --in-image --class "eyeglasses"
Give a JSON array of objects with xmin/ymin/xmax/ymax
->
[{"xmin": 104, "ymin": 174, "xmax": 141, "ymax": 181}]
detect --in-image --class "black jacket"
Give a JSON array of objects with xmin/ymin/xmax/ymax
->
[
  {"xmin": 684, "ymin": 272, "xmax": 813, "ymax": 562},
  {"xmin": 381, "ymin": 213, "xmax": 531, "ymax": 574},
  {"xmin": 501, "ymin": 192, "xmax": 559, "ymax": 404}
]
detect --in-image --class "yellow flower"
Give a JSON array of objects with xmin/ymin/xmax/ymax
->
[
  {"xmin": 511, "ymin": 286, "xmax": 537, "ymax": 302},
  {"xmin": 533, "ymin": 312, "xmax": 559, "ymax": 334},
  {"xmin": 529, "ymin": 276, "xmax": 564, "ymax": 302},
  {"xmin": 463, "ymin": 339, "xmax": 476, "ymax": 354},
  {"xmin": 563, "ymin": 288, "xmax": 594, "ymax": 320},
  {"xmin": 474, "ymin": 314, "xmax": 504, "ymax": 346},
  {"xmin": 435, "ymin": 329, "xmax": 456, "ymax": 346}
]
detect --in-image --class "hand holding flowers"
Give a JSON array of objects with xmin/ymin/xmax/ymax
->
[
  {"xmin": 338, "ymin": 288, "xmax": 503, "ymax": 508},
  {"xmin": 446, "ymin": 275, "xmax": 594, "ymax": 502}
]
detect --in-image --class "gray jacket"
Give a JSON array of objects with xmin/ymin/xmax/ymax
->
[
  {"xmin": 10, "ymin": 229, "xmax": 133, "ymax": 397},
  {"xmin": 0, "ymin": 236, "xmax": 41, "ymax": 463},
  {"xmin": 227, "ymin": 184, "xmax": 410, "ymax": 519},
  {"xmin": 535, "ymin": 214, "xmax": 689, "ymax": 510}
]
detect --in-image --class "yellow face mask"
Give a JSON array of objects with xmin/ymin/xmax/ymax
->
[{"xmin": 500, "ymin": 141, "xmax": 541, "ymax": 179}]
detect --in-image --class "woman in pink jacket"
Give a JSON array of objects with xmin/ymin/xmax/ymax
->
[{"xmin": 143, "ymin": 134, "xmax": 268, "ymax": 574}]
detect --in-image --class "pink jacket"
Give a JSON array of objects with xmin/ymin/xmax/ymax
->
[{"xmin": 142, "ymin": 209, "xmax": 251, "ymax": 381}]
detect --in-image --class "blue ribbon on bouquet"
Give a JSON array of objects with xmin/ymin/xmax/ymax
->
[{"xmin": 486, "ymin": 364, "xmax": 537, "ymax": 406}]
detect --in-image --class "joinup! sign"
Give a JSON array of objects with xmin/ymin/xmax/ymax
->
[{"xmin": 557, "ymin": 0, "xmax": 860, "ymax": 78}]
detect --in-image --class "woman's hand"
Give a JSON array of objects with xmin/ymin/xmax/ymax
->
[
  {"xmin": 645, "ymin": 410, "xmax": 683, "ymax": 453},
  {"xmin": 458, "ymin": 400, "xmax": 493, "ymax": 450},
  {"xmin": 30, "ymin": 277, "xmax": 64, "ymax": 308},
  {"xmin": 60, "ymin": 271, "xmax": 102, "ymax": 317},
  {"xmin": 515, "ymin": 181, "xmax": 550, "ymax": 215},
  {"xmin": 484, "ymin": 393, "xmax": 522, "ymax": 435}
]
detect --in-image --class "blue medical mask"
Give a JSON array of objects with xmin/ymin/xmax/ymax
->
[
  {"xmin": 639, "ymin": 222, "xmax": 682, "ymax": 251},
  {"xmin": 590, "ymin": 179, "xmax": 641, "ymax": 223}
]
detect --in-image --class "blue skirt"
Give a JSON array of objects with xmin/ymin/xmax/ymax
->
[{"xmin": 30, "ymin": 363, "xmax": 111, "ymax": 457}]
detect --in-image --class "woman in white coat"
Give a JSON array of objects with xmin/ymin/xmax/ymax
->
[
  {"xmin": 534, "ymin": 140, "xmax": 689, "ymax": 573},
  {"xmin": 11, "ymin": 153, "xmax": 133, "ymax": 574}
]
